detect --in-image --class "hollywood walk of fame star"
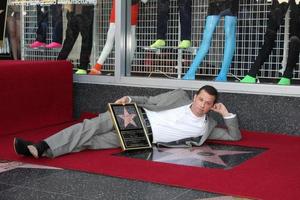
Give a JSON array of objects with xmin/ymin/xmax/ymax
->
[
  {"xmin": 153, "ymin": 145, "xmax": 253, "ymax": 167},
  {"xmin": 117, "ymin": 107, "xmax": 137, "ymax": 128}
]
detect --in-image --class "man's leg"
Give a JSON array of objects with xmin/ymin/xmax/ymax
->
[
  {"xmin": 44, "ymin": 111, "xmax": 119, "ymax": 158},
  {"xmin": 215, "ymin": 16, "xmax": 237, "ymax": 81},
  {"xmin": 183, "ymin": 15, "xmax": 220, "ymax": 80},
  {"xmin": 14, "ymin": 111, "xmax": 119, "ymax": 158}
]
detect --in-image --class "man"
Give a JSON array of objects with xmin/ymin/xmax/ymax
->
[{"xmin": 14, "ymin": 85, "xmax": 241, "ymax": 158}]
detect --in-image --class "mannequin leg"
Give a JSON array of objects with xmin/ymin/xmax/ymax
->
[
  {"xmin": 130, "ymin": 25, "xmax": 137, "ymax": 63},
  {"xmin": 57, "ymin": 12, "xmax": 79, "ymax": 60},
  {"xmin": 46, "ymin": 4, "xmax": 63, "ymax": 48},
  {"xmin": 150, "ymin": 0, "xmax": 169, "ymax": 48},
  {"xmin": 51, "ymin": 4, "xmax": 63, "ymax": 44},
  {"xmin": 278, "ymin": 36, "xmax": 300, "ymax": 85},
  {"xmin": 178, "ymin": 0, "xmax": 191, "ymax": 48},
  {"xmin": 156, "ymin": 0, "xmax": 169, "ymax": 39},
  {"xmin": 31, "ymin": 5, "xmax": 48, "ymax": 48},
  {"xmin": 241, "ymin": 0, "xmax": 289, "ymax": 83},
  {"xmin": 278, "ymin": 0, "xmax": 300, "ymax": 85},
  {"xmin": 15, "ymin": 15, "xmax": 21, "ymax": 59},
  {"xmin": 129, "ymin": 1, "xmax": 138, "ymax": 57},
  {"xmin": 96, "ymin": 23, "xmax": 116, "ymax": 65},
  {"xmin": 183, "ymin": 15, "xmax": 220, "ymax": 80},
  {"xmin": 6, "ymin": 16, "xmax": 17, "ymax": 59},
  {"xmin": 6, "ymin": 14, "xmax": 20, "ymax": 59},
  {"xmin": 77, "ymin": 5, "xmax": 94, "ymax": 73},
  {"xmin": 215, "ymin": 16, "xmax": 237, "ymax": 81},
  {"xmin": 89, "ymin": 23, "xmax": 116, "ymax": 75}
]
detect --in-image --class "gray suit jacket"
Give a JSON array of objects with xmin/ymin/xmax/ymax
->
[{"xmin": 130, "ymin": 89, "xmax": 241, "ymax": 147}]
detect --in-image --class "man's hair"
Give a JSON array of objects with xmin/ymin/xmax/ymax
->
[{"xmin": 196, "ymin": 85, "xmax": 218, "ymax": 103}]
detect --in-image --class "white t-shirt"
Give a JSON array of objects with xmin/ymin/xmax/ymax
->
[{"xmin": 144, "ymin": 104, "xmax": 207, "ymax": 143}]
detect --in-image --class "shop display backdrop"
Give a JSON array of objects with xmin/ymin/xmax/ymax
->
[{"xmin": 3, "ymin": 0, "xmax": 300, "ymax": 85}]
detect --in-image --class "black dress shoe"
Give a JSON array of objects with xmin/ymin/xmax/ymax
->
[
  {"xmin": 28, "ymin": 141, "xmax": 49, "ymax": 159},
  {"xmin": 13, "ymin": 138, "xmax": 33, "ymax": 156}
]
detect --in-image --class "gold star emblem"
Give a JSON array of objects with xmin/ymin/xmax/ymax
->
[{"xmin": 117, "ymin": 107, "xmax": 137, "ymax": 128}]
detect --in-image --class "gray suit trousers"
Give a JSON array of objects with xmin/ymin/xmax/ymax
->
[{"xmin": 44, "ymin": 111, "xmax": 120, "ymax": 158}]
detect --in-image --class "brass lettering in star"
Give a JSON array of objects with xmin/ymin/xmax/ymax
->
[{"xmin": 117, "ymin": 108, "xmax": 137, "ymax": 128}]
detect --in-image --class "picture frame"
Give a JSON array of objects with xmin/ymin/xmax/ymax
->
[{"xmin": 108, "ymin": 103, "xmax": 152, "ymax": 151}]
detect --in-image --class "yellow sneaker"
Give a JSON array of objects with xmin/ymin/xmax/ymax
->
[
  {"xmin": 75, "ymin": 69, "xmax": 87, "ymax": 75},
  {"xmin": 178, "ymin": 40, "xmax": 191, "ymax": 49},
  {"xmin": 240, "ymin": 75, "xmax": 256, "ymax": 83},
  {"xmin": 278, "ymin": 77, "xmax": 291, "ymax": 85},
  {"xmin": 150, "ymin": 39, "xmax": 166, "ymax": 48}
]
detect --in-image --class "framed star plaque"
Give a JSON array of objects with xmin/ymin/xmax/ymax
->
[{"xmin": 108, "ymin": 103, "xmax": 152, "ymax": 151}]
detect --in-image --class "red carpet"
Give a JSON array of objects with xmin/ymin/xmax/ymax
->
[{"xmin": 0, "ymin": 128, "xmax": 299, "ymax": 200}]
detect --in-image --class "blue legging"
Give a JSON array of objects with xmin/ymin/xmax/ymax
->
[{"xmin": 183, "ymin": 15, "xmax": 237, "ymax": 81}]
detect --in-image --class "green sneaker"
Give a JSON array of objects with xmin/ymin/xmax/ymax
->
[
  {"xmin": 178, "ymin": 40, "xmax": 191, "ymax": 49},
  {"xmin": 150, "ymin": 39, "xmax": 166, "ymax": 48},
  {"xmin": 278, "ymin": 77, "xmax": 291, "ymax": 85},
  {"xmin": 75, "ymin": 69, "xmax": 87, "ymax": 75},
  {"xmin": 240, "ymin": 75, "xmax": 256, "ymax": 83}
]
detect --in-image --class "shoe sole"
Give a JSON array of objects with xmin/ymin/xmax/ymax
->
[
  {"xmin": 28, "ymin": 145, "xmax": 39, "ymax": 159},
  {"xmin": 45, "ymin": 46, "xmax": 62, "ymax": 48},
  {"xmin": 13, "ymin": 138, "xmax": 19, "ymax": 155},
  {"xmin": 89, "ymin": 69, "xmax": 102, "ymax": 75},
  {"xmin": 30, "ymin": 45, "xmax": 46, "ymax": 48}
]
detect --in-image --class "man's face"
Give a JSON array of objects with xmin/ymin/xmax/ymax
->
[{"xmin": 190, "ymin": 90, "xmax": 216, "ymax": 117}]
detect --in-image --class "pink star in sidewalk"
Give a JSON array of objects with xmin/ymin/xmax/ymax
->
[
  {"xmin": 153, "ymin": 145, "xmax": 253, "ymax": 167},
  {"xmin": 117, "ymin": 107, "xmax": 137, "ymax": 128}
]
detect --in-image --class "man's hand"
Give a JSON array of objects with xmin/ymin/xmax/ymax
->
[
  {"xmin": 210, "ymin": 103, "xmax": 230, "ymax": 117},
  {"xmin": 114, "ymin": 96, "xmax": 130, "ymax": 105}
]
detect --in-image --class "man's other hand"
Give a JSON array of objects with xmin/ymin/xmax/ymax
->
[{"xmin": 210, "ymin": 103, "xmax": 230, "ymax": 117}]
